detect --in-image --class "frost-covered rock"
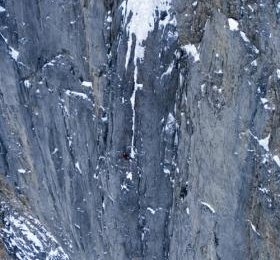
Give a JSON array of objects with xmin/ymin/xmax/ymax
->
[{"xmin": 0, "ymin": 205, "xmax": 69, "ymax": 260}]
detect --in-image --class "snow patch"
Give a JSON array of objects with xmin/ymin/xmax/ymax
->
[
  {"xmin": 0, "ymin": 6, "xmax": 6, "ymax": 12},
  {"xmin": 122, "ymin": 0, "xmax": 173, "ymax": 69},
  {"xmin": 121, "ymin": 0, "xmax": 174, "ymax": 158},
  {"xmin": 46, "ymin": 247, "xmax": 67, "ymax": 260},
  {"xmin": 249, "ymin": 131, "xmax": 280, "ymax": 168},
  {"xmin": 9, "ymin": 47, "xmax": 19, "ymax": 61},
  {"xmin": 228, "ymin": 18, "xmax": 239, "ymax": 31},
  {"xmin": 163, "ymin": 167, "xmax": 170, "ymax": 174},
  {"xmin": 17, "ymin": 169, "xmax": 26, "ymax": 174},
  {"xmin": 126, "ymin": 172, "xmax": 133, "ymax": 181},
  {"xmin": 101, "ymin": 115, "xmax": 108, "ymax": 122},
  {"xmin": 182, "ymin": 44, "xmax": 200, "ymax": 62},
  {"xmin": 81, "ymin": 81, "xmax": 92, "ymax": 88},
  {"xmin": 1, "ymin": 212, "xmax": 69, "ymax": 260},
  {"xmin": 250, "ymin": 131, "xmax": 270, "ymax": 152},
  {"xmin": 258, "ymin": 134, "xmax": 270, "ymax": 152},
  {"xmin": 258, "ymin": 187, "xmax": 269, "ymax": 194},
  {"xmin": 106, "ymin": 16, "xmax": 112, "ymax": 23},
  {"xmin": 214, "ymin": 69, "xmax": 223, "ymax": 74},
  {"xmin": 9, "ymin": 216, "xmax": 44, "ymax": 250},
  {"xmin": 259, "ymin": 96, "xmax": 274, "ymax": 110},
  {"xmin": 260, "ymin": 98, "xmax": 268, "ymax": 105},
  {"xmin": 201, "ymin": 84, "xmax": 206, "ymax": 94},
  {"xmin": 24, "ymin": 80, "xmax": 31, "ymax": 88},
  {"xmin": 192, "ymin": 1, "xmax": 198, "ymax": 7},
  {"xmin": 277, "ymin": 2, "xmax": 280, "ymax": 13}
]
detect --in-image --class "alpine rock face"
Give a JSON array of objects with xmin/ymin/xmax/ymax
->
[{"xmin": 0, "ymin": 0, "xmax": 280, "ymax": 259}]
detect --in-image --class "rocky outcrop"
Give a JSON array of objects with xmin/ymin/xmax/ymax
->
[{"xmin": 0, "ymin": 0, "xmax": 280, "ymax": 259}]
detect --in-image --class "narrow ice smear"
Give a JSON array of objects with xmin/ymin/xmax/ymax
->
[
  {"xmin": 247, "ymin": 220, "xmax": 260, "ymax": 236},
  {"xmin": 75, "ymin": 162, "xmax": 82, "ymax": 174},
  {"xmin": 129, "ymin": 71, "xmax": 142, "ymax": 158},
  {"xmin": 276, "ymin": 69, "xmax": 280, "ymax": 79},
  {"xmin": 277, "ymin": 2, "xmax": 280, "ymax": 13},
  {"xmin": 251, "ymin": 59, "xmax": 257, "ymax": 67},
  {"xmin": 42, "ymin": 54, "xmax": 63, "ymax": 69},
  {"xmin": 0, "ymin": 32, "xmax": 8, "ymax": 43},
  {"xmin": 273, "ymin": 155, "xmax": 280, "ymax": 167},
  {"xmin": 121, "ymin": 0, "xmax": 174, "ymax": 158},
  {"xmin": 228, "ymin": 18, "xmax": 239, "ymax": 31},
  {"xmin": 51, "ymin": 148, "xmax": 59, "ymax": 155},
  {"xmin": 74, "ymin": 224, "xmax": 81, "ymax": 229},
  {"xmin": 147, "ymin": 207, "xmax": 156, "ymax": 215},
  {"xmin": 201, "ymin": 201, "xmax": 216, "ymax": 213},
  {"xmin": 65, "ymin": 90, "xmax": 90, "ymax": 101},
  {"xmin": 165, "ymin": 113, "xmax": 176, "ymax": 134},
  {"xmin": 182, "ymin": 44, "xmax": 200, "ymax": 62},
  {"xmin": 240, "ymin": 31, "xmax": 250, "ymax": 42},
  {"xmin": 161, "ymin": 61, "xmax": 175, "ymax": 79},
  {"xmin": 43, "ymin": 60, "xmax": 55, "ymax": 68}
]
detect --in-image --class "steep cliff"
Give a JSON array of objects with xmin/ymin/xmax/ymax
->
[{"xmin": 0, "ymin": 0, "xmax": 280, "ymax": 259}]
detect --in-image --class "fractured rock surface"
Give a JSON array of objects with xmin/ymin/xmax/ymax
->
[{"xmin": 0, "ymin": 0, "xmax": 280, "ymax": 259}]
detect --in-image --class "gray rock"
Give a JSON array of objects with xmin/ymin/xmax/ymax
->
[{"xmin": 0, "ymin": 0, "xmax": 279, "ymax": 259}]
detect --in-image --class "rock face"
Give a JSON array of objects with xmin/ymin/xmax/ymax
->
[{"xmin": 0, "ymin": 0, "xmax": 280, "ymax": 259}]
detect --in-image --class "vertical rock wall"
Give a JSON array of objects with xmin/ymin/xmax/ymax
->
[{"xmin": 0, "ymin": 0, "xmax": 279, "ymax": 259}]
